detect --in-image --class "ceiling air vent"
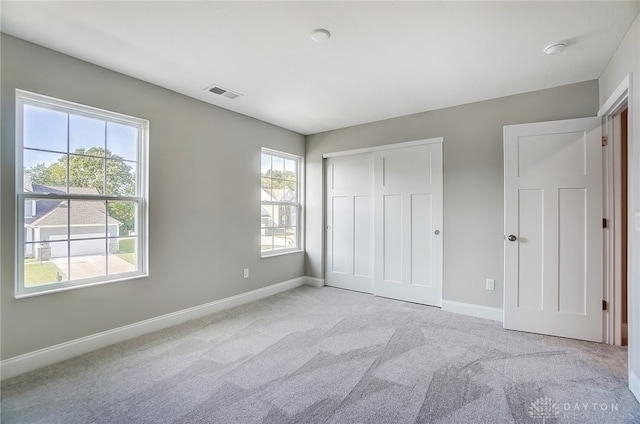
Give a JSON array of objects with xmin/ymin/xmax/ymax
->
[{"xmin": 205, "ymin": 84, "xmax": 242, "ymax": 100}]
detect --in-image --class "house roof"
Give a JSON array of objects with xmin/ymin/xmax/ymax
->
[
  {"xmin": 262, "ymin": 188, "xmax": 295, "ymax": 203},
  {"xmin": 26, "ymin": 183, "xmax": 121, "ymax": 227}
]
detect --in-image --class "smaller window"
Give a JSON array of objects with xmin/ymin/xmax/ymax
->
[{"xmin": 261, "ymin": 149, "xmax": 302, "ymax": 256}]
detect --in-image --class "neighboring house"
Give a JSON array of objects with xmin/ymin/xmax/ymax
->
[
  {"xmin": 260, "ymin": 188, "xmax": 296, "ymax": 234},
  {"xmin": 24, "ymin": 180, "xmax": 121, "ymax": 259}
]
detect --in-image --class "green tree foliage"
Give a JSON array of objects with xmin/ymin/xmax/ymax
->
[
  {"xmin": 28, "ymin": 147, "xmax": 136, "ymax": 233},
  {"xmin": 261, "ymin": 170, "xmax": 296, "ymax": 190}
]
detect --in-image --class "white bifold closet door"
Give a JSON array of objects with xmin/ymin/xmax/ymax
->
[
  {"xmin": 325, "ymin": 153, "xmax": 374, "ymax": 293},
  {"xmin": 325, "ymin": 141, "xmax": 443, "ymax": 307},
  {"xmin": 373, "ymin": 143, "xmax": 443, "ymax": 306}
]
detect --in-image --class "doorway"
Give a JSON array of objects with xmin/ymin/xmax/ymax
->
[{"xmin": 606, "ymin": 106, "xmax": 629, "ymax": 346}]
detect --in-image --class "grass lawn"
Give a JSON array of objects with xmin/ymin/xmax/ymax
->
[
  {"xmin": 24, "ymin": 261, "xmax": 66, "ymax": 287},
  {"xmin": 116, "ymin": 238, "xmax": 136, "ymax": 265}
]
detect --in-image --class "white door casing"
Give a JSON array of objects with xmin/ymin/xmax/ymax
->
[
  {"xmin": 504, "ymin": 117, "xmax": 603, "ymax": 342},
  {"xmin": 325, "ymin": 153, "xmax": 374, "ymax": 293},
  {"xmin": 374, "ymin": 142, "xmax": 443, "ymax": 306}
]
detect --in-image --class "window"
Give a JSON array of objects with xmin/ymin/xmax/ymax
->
[
  {"xmin": 261, "ymin": 148, "xmax": 302, "ymax": 255},
  {"xmin": 16, "ymin": 90, "xmax": 148, "ymax": 297}
]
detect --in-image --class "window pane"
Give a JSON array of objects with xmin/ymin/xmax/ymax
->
[
  {"xmin": 261, "ymin": 153, "xmax": 272, "ymax": 176},
  {"xmin": 272, "ymin": 227, "xmax": 286, "ymax": 250},
  {"xmin": 284, "ymin": 177, "xmax": 296, "ymax": 192},
  {"xmin": 23, "ymin": 105, "xmax": 68, "ymax": 152},
  {"xmin": 24, "ymin": 150, "xmax": 68, "ymax": 192},
  {"xmin": 282, "ymin": 183, "xmax": 296, "ymax": 201},
  {"xmin": 68, "ymin": 154, "xmax": 104, "ymax": 194},
  {"xmin": 25, "ymin": 198, "xmax": 69, "ymax": 243},
  {"xmin": 23, "ymin": 242, "xmax": 69, "ymax": 288},
  {"xmin": 105, "ymin": 159, "xmax": 136, "ymax": 196},
  {"xmin": 107, "ymin": 201, "xmax": 137, "ymax": 236},
  {"xmin": 69, "ymin": 240, "xmax": 106, "ymax": 280},
  {"xmin": 70, "ymin": 200, "xmax": 107, "ymax": 239},
  {"xmin": 285, "ymin": 227, "xmax": 297, "ymax": 249},
  {"xmin": 69, "ymin": 114, "xmax": 105, "ymax": 153},
  {"xmin": 261, "ymin": 204, "xmax": 274, "ymax": 229},
  {"xmin": 261, "ymin": 178, "xmax": 273, "ymax": 201},
  {"xmin": 272, "ymin": 156, "xmax": 284, "ymax": 175},
  {"xmin": 107, "ymin": 122, "xmax": 138, "ymax": 161},
  {"xmin": 285, "ymin": 159, "xmax": 296, "ymax": 175},
  {"xmin": 261, "ymin": 234, "xmax": 274, "ymax": 252},
  {"xmin": 280, "ymin": 205, "xmax": 297, "ymax": 227},
  {"xmin": 109, "ymin": 237, "xmax": 137, "ymax": 274},
  {"xmin": 271, "ymin": 187, "xmax": 288, "ymax": 202}
]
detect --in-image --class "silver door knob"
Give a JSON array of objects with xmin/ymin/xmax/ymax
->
[
  {"xmin": 434, "ymin": 230, "xmax": 440, "ymax": 235},
  {"xmin": 507, "ymin": 235, "xmax": 517, "ymax": 242}
]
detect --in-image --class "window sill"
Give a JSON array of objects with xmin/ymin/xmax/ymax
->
[
  {"xmin": 15, "ymin": 272, "xmax": 149, "ymax": 299},
  {"xmin": 261, "ymin": 249, "xmax": 304, "ymax": 259}
]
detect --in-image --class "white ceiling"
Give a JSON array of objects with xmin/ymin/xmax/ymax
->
[{"xmin": 2, "ymin": 1, "xmax": 639, "ymax": 135}]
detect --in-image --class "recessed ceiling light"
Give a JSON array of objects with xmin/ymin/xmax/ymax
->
[
  {"xmin": 311, "ymin": 29, "xmax": 331, "ymax": 42},
  {"xmin": 544, "ymin": 42, "xmax": 567, "ymax": 56}
]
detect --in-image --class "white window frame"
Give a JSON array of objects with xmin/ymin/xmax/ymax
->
[
  {"xmin": 15, "ymin": 90, "xmax": 149, "ymax": 298},
  {"xmin": 261, "ymin": 148, "xmax": 303, "ymax": 257}
]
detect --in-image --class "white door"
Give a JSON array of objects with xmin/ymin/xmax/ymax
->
[
  {"xmin": 374, "ymin": 143, "xmax": 443, "ymax": 306},
  {"xmin": 325, "ymin": 153, "xmax": 374, "ymax": 293},
  {"xmin": 504, "ymin": 117, "xmax": 603, "ymax": 342}
]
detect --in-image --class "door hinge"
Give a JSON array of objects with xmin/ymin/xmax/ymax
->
[
  {"xmin": 602, "ymin": 136, "xmax": 608, "ymax": 146},
  {"xmin": 603, "ymin": 300, "xmax": 608, "ymax": 311},
  {"xmin": 603, "ymin": 218, "xmax": 608, "ymax": 229}
]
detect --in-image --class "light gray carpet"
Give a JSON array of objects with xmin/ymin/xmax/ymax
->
[{"xmin": 2, "ymin": 286, "xmax": 639, "ymax": 423}]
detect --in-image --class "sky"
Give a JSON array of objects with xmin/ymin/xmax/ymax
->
[
  {"xmin": 23, "ymin": 104, "xmax": 138, "ymax": 169},
  {"xmin": 261, "ymin": 152, "xmax": 296, "ymax": 177}
]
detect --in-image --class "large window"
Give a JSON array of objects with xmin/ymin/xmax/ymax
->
[
  {"xmin": 261, "ymin": 149, "xmax": 302, "ymax": 255},
  {"xmin": 16, "ymin": 90, "xmax": 148, "ymax": 297}
]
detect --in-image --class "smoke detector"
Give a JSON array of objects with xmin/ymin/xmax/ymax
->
[
  {"xmin": 311, "ymin": 29, "xmax": 331, "ymax": 42},
  {"xmin": 205, "ymin": 84, "xmax": 242, "ymax": 100}
]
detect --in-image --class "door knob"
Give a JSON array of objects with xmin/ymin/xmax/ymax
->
[
  {"xmin": 507, "ymin": 235, "xmax": 517, "ymax": 242},
  {"xmin": 434, "ymin": 230, "xmax": 440, "ymax": 235}
]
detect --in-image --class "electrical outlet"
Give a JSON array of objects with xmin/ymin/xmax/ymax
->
[
  {"xmin": 243, "ymin": 268, "xmax": 249, "ymax": 279},
  {"xmin": 485, "ymin": 279, "xmax": 495, "ymax": 291}
]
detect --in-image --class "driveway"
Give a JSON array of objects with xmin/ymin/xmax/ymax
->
[{"xmin": 51, "ymin": 254, "xmax": 135, "ymax": 280}]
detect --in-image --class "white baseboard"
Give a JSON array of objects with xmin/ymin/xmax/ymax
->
[
  {"xmin": 441, "ymin": 300, "xmax": 503, "ymax": 322},
  {"xmin": 1, "ymin": 276, "xmax": 310, "ymax": 381},
  {"xmin": 630, "ymin": 370, "xmax": 640, "ymax": 402},
  {"xmin": 304, "ymin": 277, "xmax": 325, "ymax": 288}
]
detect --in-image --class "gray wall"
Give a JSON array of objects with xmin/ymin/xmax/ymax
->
[
  {"xmin": 306, "ymin": 80, "xmax": 599, "ymax": 309},
  {"xmin": 1, "ymin": 35, "xmax": 305, "ymax": 360},
  {"xmin": 597, "ymin": 14, "xmax": 640, "ymax": 394}
]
